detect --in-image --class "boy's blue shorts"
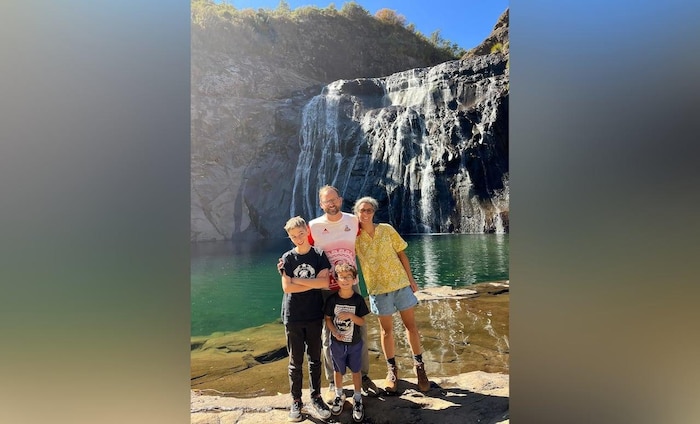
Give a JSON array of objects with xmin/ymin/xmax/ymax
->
[{"xmin": 330, "ymin": 339, "xmax": 363, "ymax": 374}]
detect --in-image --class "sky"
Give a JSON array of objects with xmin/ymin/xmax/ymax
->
[
  {"xmin": 6, "ymin": 1, "xmax": 700, "ymax": 422},
  {"xmin": 220, "ymin": 0, "xmax": 509, "ymax": 50}
]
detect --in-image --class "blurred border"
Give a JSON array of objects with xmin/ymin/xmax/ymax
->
[
  {"xmin": 1, "ymin": 1, "xmax": 191, "ymax": 423},
  {"xmin": 2, "ymin": 1, "xmax": 700, "ymax": 423},
  {"xmin": 510, "ymin": 1, "xmax": 700, "ymax": 423}
]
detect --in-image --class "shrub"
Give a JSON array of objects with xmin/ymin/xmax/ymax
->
[
  {"xmin": 375, "ymin": 8, "xmax": 406, "ymax": 27},
  {"xmin": 340, "ymin": 1, "xmax": 370, "ymax": 20}
]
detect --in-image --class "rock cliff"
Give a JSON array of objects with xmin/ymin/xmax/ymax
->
[
  {"xmin": 464, "ymin": 9, "xmax": 509, "ymax": 58},
  {"xmin": 191, "ymin": 5, "xmax": 509, "ymax": 241}
]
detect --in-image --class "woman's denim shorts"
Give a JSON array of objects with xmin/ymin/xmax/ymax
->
[{"xmin": 369, "ymin": 285, "xmax": 418, "ymax": 316}]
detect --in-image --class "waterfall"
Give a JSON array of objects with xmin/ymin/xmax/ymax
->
[
  {"xmin": 419, "ymin": 143, "xmax": 435, "ymax": 232},
  {"xmin": 290, "ymin": 81, "xmax": 362, "ymax": 218},
  {"xmin": 384, "ymin": 68, "xmax": 431, "ymax": 109},
  {"xmin": 494, "ymin": 208, "xmax": 505, "ymax": 234},
  {"xmin": 290, "ymin": 59, "xmax": 507, "ymax": 234}
]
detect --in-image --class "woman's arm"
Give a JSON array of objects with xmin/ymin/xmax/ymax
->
[{"xmin": 397, "ymin": 250, "xmax": 419, "ymax": 292}]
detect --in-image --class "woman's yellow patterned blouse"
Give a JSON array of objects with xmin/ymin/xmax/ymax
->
[{"xmin": 355, "ymin": 223, "xmax": 410, "ymax": 295}]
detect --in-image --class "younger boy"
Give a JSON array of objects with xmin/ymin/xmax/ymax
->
[
  {"xmin": 280, "ymin": 216, "xmax": 332, "ymax": 422},
  {"xmin": 324, "ymin": 262, "xmax": 370, "ymax": 422}
]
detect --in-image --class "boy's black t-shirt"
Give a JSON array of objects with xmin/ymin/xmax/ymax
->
[
  {"xmin": 280, "ymin": 246, "xmax": 331, "ymax": 324},
  {"xmin": 324, "ymin": 291, "xmax": 370, "ymax": 345}
]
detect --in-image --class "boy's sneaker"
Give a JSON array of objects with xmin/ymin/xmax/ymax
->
[
  {"xmin": 415, "ymin": 362, "xmax": 430, "ymax": 392},
  {"xmin": 385, "ymin": 364, "xmax": 398, "ymax": 393},
  {"xmin": 352, "ymin": 398, "xmax": 364, "ymax": 422},
  {"xmin": 288, "ymin": 399, "xmax": 303, "ymax": 422},
  {"xmin": 310, "ymin": 395, "xmax": 332, "ymax": 420},
  {"xmin": 361, "ymin": 374, "xmax": 379, "ymax": 396},
  {"xmin": 330, "ymin": 393, "xmax": 346, "ymax": 415}
]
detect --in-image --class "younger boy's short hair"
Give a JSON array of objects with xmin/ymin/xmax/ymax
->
[
  {"xmin": 334, "ymin": 262, "xmax": 357, "ymax": 278},
  {"xmin": 284, "ymin": 216, "xmax": 307, "ymax": 232}
]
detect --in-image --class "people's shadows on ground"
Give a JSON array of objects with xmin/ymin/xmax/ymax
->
[{"xmin": 302, "ymin": 379, "xmax": 508, "ymax": 424}]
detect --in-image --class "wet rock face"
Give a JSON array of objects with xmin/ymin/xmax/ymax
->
[
  {"xmin": 192, "ymin": 55, "xmax": 508, "ymax": 240},
  {"xmin": 290, "ymin": 55, "xmax": 509, "ymax": 235}
]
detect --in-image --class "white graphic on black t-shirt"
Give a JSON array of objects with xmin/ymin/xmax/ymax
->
[
  {"xmin": 294, "ymin": 263, "xmax": 316, "ymax": 279},
  {"xmin": 333, "ymin": 304, "xmax": 356, "ymax": 343}
]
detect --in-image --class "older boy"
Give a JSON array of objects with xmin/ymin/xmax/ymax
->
[{"xmin": 280, "ymin": 216, "xmax": 332, "ymax": 422}]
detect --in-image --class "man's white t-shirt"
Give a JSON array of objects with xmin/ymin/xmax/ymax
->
[{"xmin": 308, "ymin": 212, "xmax": 359, "ymax": 290}]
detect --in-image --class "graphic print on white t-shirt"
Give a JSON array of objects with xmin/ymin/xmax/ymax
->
[
  {"xmin": 333, "ymin": 304, "xmax": 356, "ymax": 343},
  {"xmin": 328, "ymin": 249, "xmax": 354, "ymax": 270}
]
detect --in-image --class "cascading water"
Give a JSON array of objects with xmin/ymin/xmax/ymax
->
[
  {"xmin": 290, "ymin": 81, "xmax": 364, "ymax": 217},
  {"xmin": 290, "ymin": 58, "xmax": 508, "ymax": 233}
]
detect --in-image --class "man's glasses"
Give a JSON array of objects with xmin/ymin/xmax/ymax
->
[{"xmin": 321, "ymin": 197, "xmax": 341, "ymax": 205}]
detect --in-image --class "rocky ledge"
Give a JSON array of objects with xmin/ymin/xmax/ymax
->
[{"xmin": 191, "ymin": 281, "xmax": 509, "ymax": 423}]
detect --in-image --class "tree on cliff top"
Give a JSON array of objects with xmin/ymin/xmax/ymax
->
[{"xmin": 191, "ymin": 0, "xmax": 461, "ymax": 64}]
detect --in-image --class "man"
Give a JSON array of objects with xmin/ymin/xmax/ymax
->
[{"xmin": 308, "ymin": 185, "xmax": 379, "ymax": 401}]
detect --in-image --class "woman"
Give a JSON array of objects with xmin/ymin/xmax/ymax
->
[{"xmin": 353, "ymin": 196, "xmax": 430, "ymax": 393}]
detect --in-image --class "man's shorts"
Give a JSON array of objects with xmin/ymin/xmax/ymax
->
[
  {"xmin": 369, "ymin": 285, "xmax": 418, "ymax": 316},
  {"xmin": 330, "ymin": 339, "xmax": 363, "ymax": 374}
]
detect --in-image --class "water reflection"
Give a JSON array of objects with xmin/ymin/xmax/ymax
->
[
  {"xmin": 416, "ymin": 234, "xmax": 440, "ymax": 287},
  {"xmin": 191, "ymin": 234, "xmax": 508, "ymax": 336},
  {"xmin": 404, "ymin": 234, "xmax": 508, "ymax": 289}
]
